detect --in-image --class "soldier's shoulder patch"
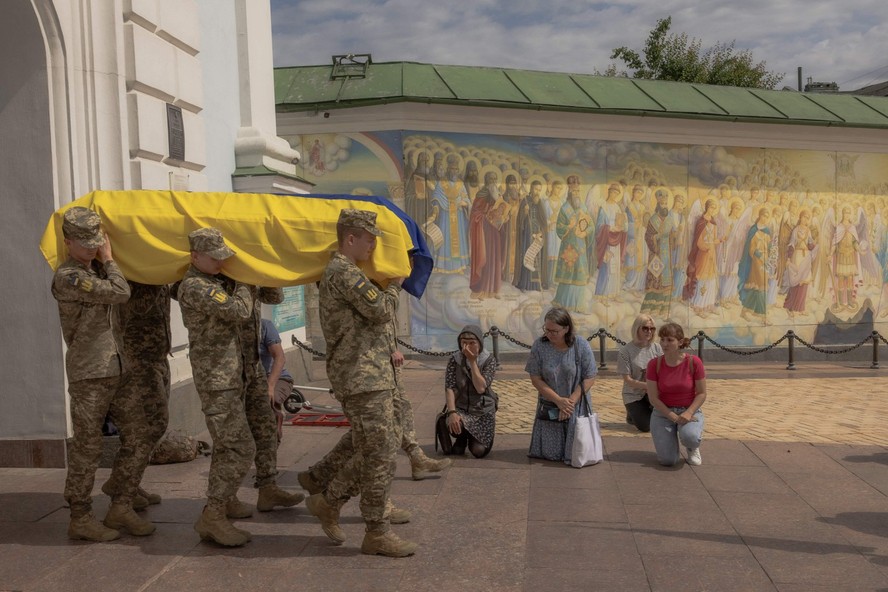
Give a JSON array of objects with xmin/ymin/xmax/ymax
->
[
  {"xmin": 206, "ymin": 286, "xmax": 229, "ymax": 304},
  {"xmin": 352, "ymin": 278, "xmax": 379, "ymax": 303},
  {"xmin": 66, "ymin": 273, "xmax": 94, "ymax": 292}
]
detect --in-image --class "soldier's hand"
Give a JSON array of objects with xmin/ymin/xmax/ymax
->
[
  {"xmin": 97, "ymin": 234, "xmax": 113, "ymax": 262},
  {"xmin": 391, "ymin": 351, "xmax": 405, "ymax": 368}
]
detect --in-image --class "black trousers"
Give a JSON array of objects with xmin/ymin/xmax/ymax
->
[{"xmin": 625, "ymin": 395, "xmax": 653, "ymax": 433}]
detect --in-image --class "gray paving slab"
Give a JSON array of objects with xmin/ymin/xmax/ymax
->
[{"xmin": 2, "ymin": 361, "xmax": 888, "ymax": 591}]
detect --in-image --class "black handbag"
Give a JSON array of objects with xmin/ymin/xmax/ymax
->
[{"xmin": 434, "ymin": 408, "xmax": 454, "ymax": 454}]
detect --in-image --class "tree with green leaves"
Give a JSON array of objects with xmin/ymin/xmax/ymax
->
[{"xmin": 607, "ymin": 17, "xmax": 783, "ymax": 89}]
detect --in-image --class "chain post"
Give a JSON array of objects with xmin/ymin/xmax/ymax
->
[
  {"xmin": 596, "ymin": 328, "xmax": 608, "ymax": 370},
  {"xmin": 872, "ymin": 331, "xmax": 880, "ymax": 369},
  {"xmin": 786, "ymin": 330, "xmax": 795, "ymax": 370},
  {"xmin": 696, "ymin": 331, "xmax": 704, "ymax": 359},
  {"xmin": 490, "ymin": 326, "xmax": 501, "ymax": 367}
]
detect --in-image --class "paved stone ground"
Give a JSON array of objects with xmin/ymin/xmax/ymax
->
[{"xmin": 2, "ymin": 360, "xmax": 888, "ymax": 591}]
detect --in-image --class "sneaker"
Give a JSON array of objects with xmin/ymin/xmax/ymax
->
[
  {"xmin": 410, "ymin": 451, "xmax": 453, "ymax": 481},
  {"xmin": 225, "ymin": 496, "xmax": 254, "ymax": 519},
  {"xmin": 297, "ymin": 470, "xmax": 324, "ymax": 495},
  {"xmin": 687, "ymin": 447, "xmax": 702, "ymax": 466},
  {"xmin": 305, "ymin": 493, "xmax": 345, "ymax": 544},
  {"xmin": 361, "ymin": 530, "xmax": 418, "ymax": 557},
  {"xmin": 68, "ymin": 513, "xmax": 120, "ymax": 542},
  {"xmin": 257, "ymin": 484, "xmax": 305, "ymax": 512}
]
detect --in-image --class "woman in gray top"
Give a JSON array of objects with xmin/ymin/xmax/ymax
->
[
  {"xmin": 617, "ymin": 314, "xmax": 662, "ymax": 433},
  {"xmin": 526, "ymin": 307, "xmax": 597, "ymax": 463}
]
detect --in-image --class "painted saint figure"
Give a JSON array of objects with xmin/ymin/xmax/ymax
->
[
  {"xmin": 552, "ymin": 187, "xmax": 593, "ymax": 313},
  {"xmin": 640, "ymin": 189, "xmax": 674, "ymax": 317},
  {"xmin": 469, "ymin": 171, "xmax": 506, "ymax": 299},
  {"xmin": 512, "ymin": 180, "xmax": 549, "ymax": 291},
  {"xmin": 782, "ymin": 209, "xmax": 815, "ymax": 317},
  {"xmin": 683, "ymin": 199, "xmax": 722, "ymax": 317},
  {"xmin": 739, "ymin": 208, "xmax": 772, "ymax": 324},
  {"xmin": 594, "ymin": 183, "xmax": 628, "ymax": 301},
  {"xmin": 429, "ymin": 154, "xmax": 471, "ymax": 273}
]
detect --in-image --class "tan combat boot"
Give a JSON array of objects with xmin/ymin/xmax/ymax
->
[
  {"xmin": 225, "ymin": 496, "xmax": 254, "ymax": 519},
  {"xmin": 103, "ymin": 502, "xmax": 156, "ymax": 536},
  {"xmin": 68, "ymin": 513, "xmax": 120, "ymax": 542},
  {"xmin": 384, "ymin": 499, "xmax": 411, "ymax": 524},
  {"xmin": 410, "ymin": 449, "xmax": 453, "ymax": 480},
  {"xmin": 297, "ymin": 470, "xmax": 324, "ymax": 495},
  {"xmin": 361, "ymin": 530, "xmax": 418, "ymax": 557},
  {"xmin": 137, "ymin": 487, "xmax": 162, "ymax": 505},
  {"xmin": 194, "ymin": 501, "xmax": 251, "ymax": 547},
  {"xmin": 102, "ymin": 480, "xmax": 149, "ymax": 510},
  {"xmin": 305, "ymin": 493, "xmax": 345, "ymax": 544},
  {"xmin": 257, "ymin": 484, "xmax": 305, "ymax": 512}
]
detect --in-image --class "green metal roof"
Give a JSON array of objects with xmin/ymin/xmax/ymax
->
[{"xmin": 274, "ymin": 61, "xmax": 888, "ymax": 129}]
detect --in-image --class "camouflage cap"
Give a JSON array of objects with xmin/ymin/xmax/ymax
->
[
  {"xmin": 337, "ymin": 208, "xmax": 382, "ymax": 236},
  {"xmin": 188, "ymin": 227, "xmax": 235, "ymax": 260},
  {"xmin": 62, "ymin": 207, "xmax": 105, "ymax": 248}
]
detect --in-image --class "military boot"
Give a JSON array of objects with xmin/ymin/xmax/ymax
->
[
  {"xmin": 137, "ymin": 487, "xmax": 162, "ymax": 505},
  {"xmin": 384, "ymin": 499, "xmax": 411, "ymax": 525},
  {"xmin": 305, "ymin": 493, "xmax": 345, "ymax": 544},
  {"xmin": 409, "ymin": 448, "xmax": 453, "ymax": 480},
  {"xmin": 103, "ymin": 502, "xmax": 156, "ymax": 536},
  {"xmin": 257, "ymin": 484, "xmax": 305, "ymax": 512},
  {"xmin": 226, "ymin": 496, "xmax": 254, "ymax": 519},
  {"xmin": 297, "ymin": 470, "xmax": 323, "ymax": 495},
  {"xmin": 68, "ymin": 513, "xmax": 120, "ymax": 542},
  {"xmin": 361, "ymin": 530, "xmax": 418, "ymax": 557},
  {"xmin": 194, "ymin": 501, "xmax": 251, "ymax": 547},
  {"xmin": 102, "ymin": 480, "xmax": 149, "ymax": 510}
]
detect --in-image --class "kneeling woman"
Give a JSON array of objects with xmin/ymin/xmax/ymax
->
[
  {"xmin": 443, "ymin": 325, "xmax": 498, "ymax": 458},
  {"xmin": 646, "ymin": 322, "xmax": 707, "ymax": 466}
]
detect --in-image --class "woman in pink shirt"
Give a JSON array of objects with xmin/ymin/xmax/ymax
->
[{"xmin": 645, "ymin": 322, "xmax": 707, "ymax": 466}]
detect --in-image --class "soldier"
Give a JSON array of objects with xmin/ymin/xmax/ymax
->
[
  {"xmin": 226, "ymin": 284, "xmax": 304, "ymax": 519},
  {"xmin": 304, "ymin": 208, "xmax": 417, "ymax": 557},
  {"xmin": 178, "ymin": 227, "xmax": 256, "ymax": 547},
  {"xmin": 102, "ymin": 282, "xmax": 171, "ymax": 510},
  {"xmin": 298, "ymin": 276, "xmax": 452, "ymax": 503},
  {"xmin": 52, "ymin": 207, "xmax": 154, "ymax": 541}
]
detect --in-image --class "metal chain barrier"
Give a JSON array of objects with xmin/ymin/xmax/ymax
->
[
  {"xmin": 295, "ymin": 328, "xmax": 887, "ymax": 369},
  {"xmin": 495, "ymin": 329, "xmax": 533, "ymax": 350},
  {"xmin": 291, "ymin": 334, "xmax": 327, "ymax": 359},
  {"xmin": 794, "ymin": 332, "xmax": 873, "ymax": 355},
  {"xmin": 698, "ymin": 332, "xmax": 789, "ymax": 356}
]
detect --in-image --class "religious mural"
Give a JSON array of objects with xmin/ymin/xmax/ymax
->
[{"xmin": 289, "ymin": 131, "xmax": 888, "ymax": 350}]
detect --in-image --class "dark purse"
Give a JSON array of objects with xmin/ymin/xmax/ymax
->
[{"xmin": 434, "ymin": 407, "xmax": 454, "ymax": 454}]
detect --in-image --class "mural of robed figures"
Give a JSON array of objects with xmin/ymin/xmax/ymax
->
[
  {"xmin": 291, "ymin": 129, "xmax": 888, "ymax": 349},
  {"xmin": 512, "ymin": 179, "xmax": 549, "ymax": 292}
]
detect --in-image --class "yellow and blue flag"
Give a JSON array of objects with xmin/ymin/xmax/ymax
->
[{"xmin": 39, "ymin": 190, "xmax": 432, "ymax": 298}]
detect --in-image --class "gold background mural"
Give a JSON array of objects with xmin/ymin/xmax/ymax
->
[{"xmin": 289, "ymin": 130, "xmax": 888, "ymax": 350}]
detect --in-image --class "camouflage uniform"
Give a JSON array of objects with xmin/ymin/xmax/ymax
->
[
  {"xmin": 319, "ymin": 250, "xmax": 400, "ymax": 532},
  {"xmin": 178, "ymin": 265, "xmax": 256, "ymax": 505},
  {"xmin": 103, "ymin": 282, "xmax": 171, "ymax": 497},
  {"xmin": 240, "ymin": 285, "xmax": 284, "ymax": 488},
  {"xmin": 51, "ymin": 209, "xmax": 137, "ymax": 516},
  {"xmin": 307, "ymin": 309, "xmax": 415, "ymax": 490}
]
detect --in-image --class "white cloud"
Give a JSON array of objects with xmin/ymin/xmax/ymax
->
[{"xmin": 271, "ymin": 0, "xmax": 888, "ymax": 90}]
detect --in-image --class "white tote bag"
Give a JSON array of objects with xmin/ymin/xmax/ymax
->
[{"xmin": 570, "ymin": 412, "xmax": 603, "ymax": 468}]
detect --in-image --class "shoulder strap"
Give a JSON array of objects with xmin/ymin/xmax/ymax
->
[
  {"xmin": 656, "ymin": 355, "xmax": 662, "ymax": 374},
  {"xmin": 689, "ymin": 354, "xmax": 694, "ymax": 375}
]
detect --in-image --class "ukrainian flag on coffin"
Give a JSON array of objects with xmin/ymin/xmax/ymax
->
[{"xmin": 39, "ymin": 190, "xmax": 433, "ymax": 298}]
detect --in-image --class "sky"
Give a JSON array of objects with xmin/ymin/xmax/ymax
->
[{"xmin": 270, "ymin": 0, "xmax": 888, "ymax": 91}]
